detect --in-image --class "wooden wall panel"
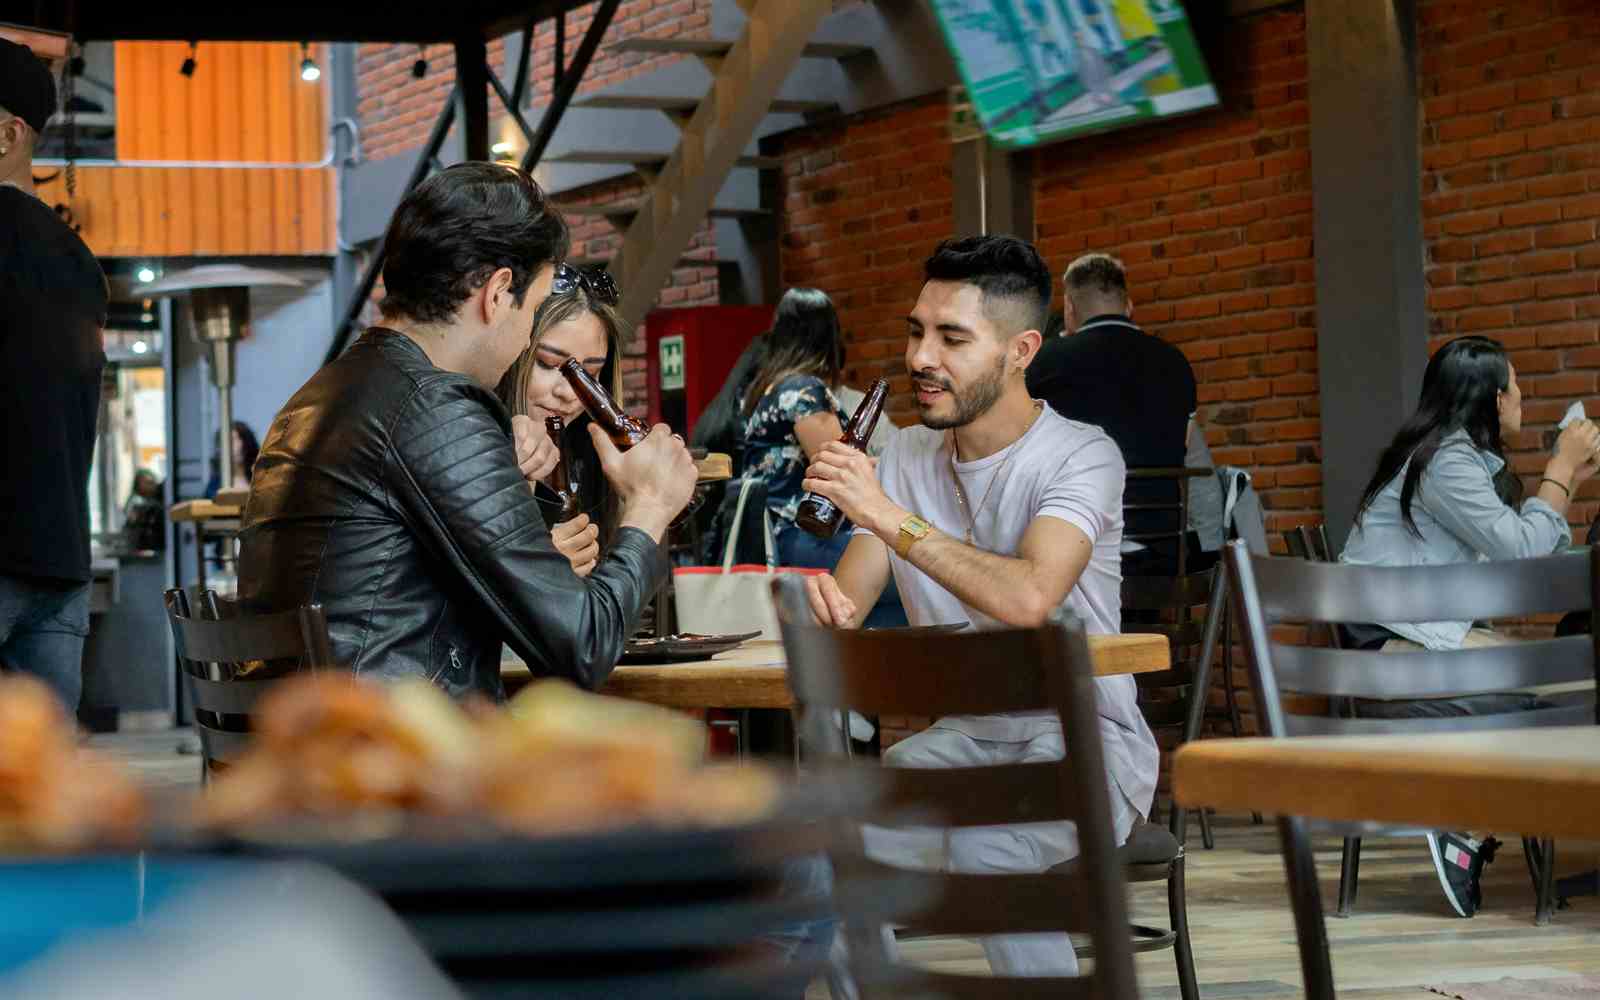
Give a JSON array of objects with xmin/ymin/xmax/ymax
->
[
  {"xmin": 113, "ymin": 42, "xmax": 326, "ymax": 163},
  {"xmin": 33, "ymin": 166, "xmax": 334, "ymax": 258}
]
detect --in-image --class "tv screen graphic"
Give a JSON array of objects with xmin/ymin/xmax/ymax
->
[{"xmin": 931, "ymin": 0, "xmax": 1219, "ymax": 149}]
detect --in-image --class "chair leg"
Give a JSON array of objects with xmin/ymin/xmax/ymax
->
[
  {"xmin": 1199, "ymin": 807, "xmax": 1215, "ymax": 850},
  {"xmin": 1279, "ymin": 816, "xmax": 1337, "ymax": 1000},
  {"xmin": 1536, "ymin": 838, "xmax": 1557, "ymax": 926},
  {"xmin": 1522, "ymin": 837, "xmax": 1543, "ymax": 896},
  {"xmin": 1169, "ymin": 856, "xmax": 1200, "ymax": 1000},
  {"xmin": 1336, "ymin": 837, "xmax": 1361, "ymax": 917}
]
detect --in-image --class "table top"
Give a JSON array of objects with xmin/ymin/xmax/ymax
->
[
  {"xmin": 1174, "ymin": 727, "xmax": 1600, "ymax": 840},
  {"xmin": 169, "ymin": 499, "xmax": 242, "ymax": 523},
  {"xmin": 503, "ymin": 633, "xmax": 1171, "ymax": 710}
]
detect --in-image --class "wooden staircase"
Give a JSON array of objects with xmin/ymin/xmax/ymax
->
[{"xmin": 562, "ymin": 0, "xmax": 855, "ymax": 327}]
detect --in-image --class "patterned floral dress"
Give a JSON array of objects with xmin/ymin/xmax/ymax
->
[{"xmin": 741, "ymin": 374, "xmax": 845, "ymax": 527}]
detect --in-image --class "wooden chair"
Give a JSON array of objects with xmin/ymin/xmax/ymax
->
[
  {"xmin": 1223, "ymin": 540, "xmax": 1596, "ymax": 995},
  {"xmin": 163, "ymin": 588, "xmax": 334, "ymax": 773},
  {"xmin": 771, "ymin": 576, "xmax": 1140, "ymax": 1000},
  {"xmin": 1124, "ymin": 466, "xmax": 1212, "ymax": 577}
]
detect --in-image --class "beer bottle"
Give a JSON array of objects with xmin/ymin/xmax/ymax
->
[
  {"xmin": 544, "ymin": 416, "xmax": 582, "ymax": 524},
  {"xmin": 795, "ymin": 377, "xmax": 890, "ymax": 538},
  {"xmin": 560, "ymin": 358, "xmax": 649, "ymax": 449}
]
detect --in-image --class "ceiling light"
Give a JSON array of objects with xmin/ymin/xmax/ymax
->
[
  {"xmin": 130, "ymin": 341, "xmax": 149, "ymax": 355},
  {"xmin": 491, "ymin": 141, "xmax": 513, "ymax": 155},
  {"xmin": 299, "ymin": 43, "xmax": 321, "ymax": 82},
  {"xmin": 137, "ymin": 267, "xmax": 156, "ymax": 283},
  {"xmin": 413, "ymin": 45, "xmax": 428, "ymax": 79},
  {"xmin": 179, "ymin": 41, "xmax": 197, "ymax": 78}
]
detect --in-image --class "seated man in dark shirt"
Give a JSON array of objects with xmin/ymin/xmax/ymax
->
[
  {"xmin": 1026, "ymin": 253, "xmax": 1199, "ymax": 574},
  {"xmin": 238, "ymin": 163, "xmax": 697, "ymax": 701}
]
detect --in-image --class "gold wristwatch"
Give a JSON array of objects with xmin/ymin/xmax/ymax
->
[{"xmin": 894, "ymin": 514, "xmax": 932, "ymax": 559}]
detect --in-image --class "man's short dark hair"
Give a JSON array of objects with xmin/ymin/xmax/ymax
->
[
  {"xmin": 922, "ymin": 235, "xmax": 1052, "ymax": 334},
  {"xmin": 1063, "ymin": 253, "xmax": 1129, "ymax": 304},
  {"xmin": 379, "ymin": 163, "xmax": 570, "ymax": 324}
]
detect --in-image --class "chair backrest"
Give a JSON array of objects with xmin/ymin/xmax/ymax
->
[
  {"xmin": 1224, "ymin": 540, "xmax": 1600, "ymax": 738},
  {"xmin": 1279, "ymin": 524, "xmax": 1342, "ymax": 649},
  {"xmin": 163, "ymin": 588, "xmax": 334, "ymax": 767},
  {"xmin": 1123, "ymin": 568, "xmax": 1222, "ymax": 738},
  {"xmin": 1125, "ymin": 467, "xmax": 1211, "ymax": 576},
  {"xmin": 771, "ymin": 576, "xmax": 1138, "ymax": 1000}
]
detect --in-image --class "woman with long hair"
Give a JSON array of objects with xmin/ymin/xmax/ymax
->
[
  {"xmin": 205, "ymin": 421, "xmax": 260, "ymax": 498},
  {"xmin": 1339, "ymin": 333, "xmax": 1600, "ymax": 917},
  {"xmin": 497, "ymin": 265, "xmax": 626, "ymax": 578},
  {"xmin": 740, "ymin": 288, "xmax": 904, "ymax": 626}
]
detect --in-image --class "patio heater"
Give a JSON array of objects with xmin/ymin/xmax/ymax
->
[{"xmin": 142, "ymin": 265, "xmax": 302, "ymax": 489}]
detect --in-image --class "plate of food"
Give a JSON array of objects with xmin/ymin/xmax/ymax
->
[{"xmin": 620, "ymin": 630, "xmax": 763, "ymax": 663}]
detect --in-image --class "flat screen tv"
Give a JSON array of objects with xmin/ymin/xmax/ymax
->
[{"xmin": 931, "ymin": 0, "xmax": 1219, "ymax": 149}]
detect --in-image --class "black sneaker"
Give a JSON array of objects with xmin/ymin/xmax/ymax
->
[{"xmin": 1427, "ymin": 832, "xmax": 1500, "ymax": 917}]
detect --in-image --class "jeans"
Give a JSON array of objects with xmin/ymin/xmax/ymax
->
[
  {"xmin": 760, "ymin": 853, "xmax": 837, "ymax": 997},
  {"xmin": 774, "ymin": 521, "xmax": 908, "ymax": 629},
  {"xmin": 0, "ymin": 575, "xmax": 89, "ymax": 710}
]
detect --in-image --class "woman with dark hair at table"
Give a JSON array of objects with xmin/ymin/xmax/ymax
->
[
  {"xmin": 1340, "ymin": 333, "xmax": 1600, "ymax": 918},
  {"xmin": 497, "ymin": 265, "xmax": 626, "ymax": 578},
  {"xmin": 205, "ymin": 421, "xmax": 260, "ymax": 498}
]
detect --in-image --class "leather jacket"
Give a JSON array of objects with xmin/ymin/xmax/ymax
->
[{"xmin": 237, "ymin": 328, "xmax": 666, "ymax": 700}]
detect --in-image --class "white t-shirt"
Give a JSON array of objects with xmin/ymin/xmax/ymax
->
[{"xmin": 859, "ymin": 403, "xmax": 1159, "ymax": 815}]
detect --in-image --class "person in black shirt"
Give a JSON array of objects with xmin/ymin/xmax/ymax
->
[
  {"xmin": 0, "ymin": 40, "xmax": 109, "ymax": 710},
  {"xmin": 1026, "ymin": 253, "xmax": 1198, "ymax": 574}
]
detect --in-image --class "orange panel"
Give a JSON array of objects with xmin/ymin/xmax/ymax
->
[
  {"xmin": 75, "ymin": 168, "xmax": 113, "ymax": 254},
  {"xmin": 220, "ymin": 170, "xmax": 249, "ymax": 255},
  {"xmin": 191, "ymin": 168, "xmax": 222, "ymax": 255},
  {"xmin": 299, "ymin": 166, "xmax": 331, "ymax": 254},
  {"xmin": 160, "ymin": 42, "xmax": 191, "ymax": 161},
  {"xmin": 270, "ymin": 168, "xmax": 297, "ymax": 253},
  {"xmin": 111, "ymin": 168, "xmax": 140, "ymax": 257},
  {"xmin": 113, "ymin": 42, "xmax": 138, "ymax": 160},
  {"xmin": 211, "ymin": 43, "xmax": 243, "ymax": 162},
  {"xmin": 238, "ymin": 45, "xmax": 269, "ymax": 162},
  {"xmin": 188, "ymin": 47, "xmax": 217, "ymax": 161},
  {"xmin": 245, "ymin": 170, "xmax": 275, "ymax": 253},
  {"xmin": 137, "ymin": 169, "xmax": 167, "ymax": 257},
  {"xmin": 267, "ymin": 45, "xmax": 295, "ymax": 162},
  {"xmin": 164, "ymin": 168, "xmax": 195, "ymax": 256}
]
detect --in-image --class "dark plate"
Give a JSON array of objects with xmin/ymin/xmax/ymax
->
[{"xmin": 620, "ymin": 630, "xmax": 763, "ymax": 664}]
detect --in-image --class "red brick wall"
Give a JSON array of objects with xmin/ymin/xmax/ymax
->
[
  {"xmin": 1033, "ymin": 8, "xmax": 1320, "ymax": 549},
  {"xmin": 1419, "ymin": 0, "xmax": 1600, "ymax": 522},
  {"xmin": 771, "ymin": 94, "xmax": 956, "ymax": 424}
]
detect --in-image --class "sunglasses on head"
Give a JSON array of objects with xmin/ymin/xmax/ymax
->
[{"xmin": 551, "ymin": 263, "xmax": 619, "ymax": 306}]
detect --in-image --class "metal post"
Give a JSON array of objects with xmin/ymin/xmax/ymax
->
[
  {"xmin": 510, "ymin": 14, "xmax": 536, "ymax": 110},
  {"xmin": 522, "ymin": 0, "xmax": 622, "ymax": 172},
  {"xmin": 454, "ymin": 35, "xmax": 490, "ymax": 162}
]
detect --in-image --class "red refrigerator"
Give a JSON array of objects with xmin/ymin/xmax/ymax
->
[{"xmin": 645, "ymin": 305, "xmax": 774, "ymax": 436}]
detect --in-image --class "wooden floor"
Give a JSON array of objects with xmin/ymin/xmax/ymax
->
[
  {"xmin": 811, "ymin": 815, "xmax": 1600, "ymax": 999},
  {"xmin": 91, "ymin": 735, "xmax": 1600, "ymax": 997}
]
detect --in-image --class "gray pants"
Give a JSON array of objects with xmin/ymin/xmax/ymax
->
[
  {"xmin": 860, "ymin": 725, "xmax": 1142, "ymax": 977},
  {"xmin": 0, "ymin": 575, "xmax": 89, "ymax": 710}
]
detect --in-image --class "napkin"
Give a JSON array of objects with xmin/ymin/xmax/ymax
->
[{"xmin": 1553, "ymin": 401, "xmax": 1586, "ymax": 454}]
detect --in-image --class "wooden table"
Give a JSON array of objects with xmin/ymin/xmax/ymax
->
[
  {"xmin": 503, "ymin": 633, "xmax": 1170, "ymax": 710},
  {"xmin": 1174, "ymin": 727, "xmax": 1600, "ymax": 840}
]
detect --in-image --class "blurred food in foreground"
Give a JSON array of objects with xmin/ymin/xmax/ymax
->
[
  {"xmin": 201, "ymin": 675, "xmax": 780, "ymax": 836},
  {"xmin": 0, "ymin": 676, "xmax": 144, "ymax": 850}
]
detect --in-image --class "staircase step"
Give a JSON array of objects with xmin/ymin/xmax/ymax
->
[
  {"xmin": 609, "ymin": 37, "xmax": 872, "ymax": 60},
  {"xmin": 548, "ymin": 150, "xmax": 784, "ymax": 169},
  {"xmin": 573, "ymin": 94, "xmax": 837, "ymax": 116}
]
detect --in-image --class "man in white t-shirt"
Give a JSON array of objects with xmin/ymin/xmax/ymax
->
[{"xmin": 801, "ymin": 234, "xmax": 1159, "ymax": 978}]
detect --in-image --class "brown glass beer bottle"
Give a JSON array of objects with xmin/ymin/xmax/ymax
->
[
  {"xmin": 794, "ymin": 377, "xmax": 890, "ymax": 538},
  {"xmin": 560, "ymin": 358, "xmax": 648, "ymax": 449},
  {"xmin": 543, "ymin": 416, "xmax": 582, "ymax": 524}
]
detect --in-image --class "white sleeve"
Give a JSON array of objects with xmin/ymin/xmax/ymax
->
[{"xmin": 1036, "ymin": 434, "xmax": 1125, "ymax": 544}]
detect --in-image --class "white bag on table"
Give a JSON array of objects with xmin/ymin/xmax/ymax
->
[{"xmin": 673, "ymin": 478, "xmax": 821, "ymax": 640}]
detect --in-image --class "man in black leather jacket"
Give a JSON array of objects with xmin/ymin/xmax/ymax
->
[{"xmin": 237, "ymin": 163, "xmax": 697, "ymax": 700}]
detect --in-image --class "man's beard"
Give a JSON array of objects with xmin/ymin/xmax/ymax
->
[{"xmin": 914, "ymin": 354, "xmax": 1008, "ymax": 430}]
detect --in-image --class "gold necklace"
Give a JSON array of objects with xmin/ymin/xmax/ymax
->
[{"xmin": 949, "ymin": 401, "xmax": 1042, "ymax": 545}]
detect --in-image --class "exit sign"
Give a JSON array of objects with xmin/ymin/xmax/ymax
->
[{"xmin": 659, "ymin": 334, "xmax": 685, "ymax": 391}]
